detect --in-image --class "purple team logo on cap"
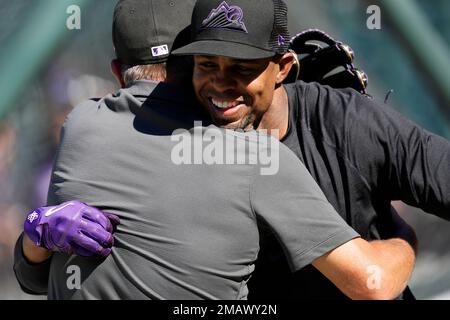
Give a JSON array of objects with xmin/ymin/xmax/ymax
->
[{"xmin": 201, "ymin": 1, "xmax": 248, "ymax": 33}]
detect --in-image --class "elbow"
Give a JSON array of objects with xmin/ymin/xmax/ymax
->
[
  {"xmin": 350, "ymin": 288, "xmax": 398, "ymax": 300},
  {"xmin": 345, "ymin": 272, "xmax": 403, "ymax": 300}
]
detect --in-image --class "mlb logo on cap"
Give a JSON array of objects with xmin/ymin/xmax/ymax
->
[
  {"xmin": 151, "ymin": 45, "xmax": 169, "ymax": 57},
  {"xmin": 113, "ymin": 0, "xmax": 197, "ymax": 65}
]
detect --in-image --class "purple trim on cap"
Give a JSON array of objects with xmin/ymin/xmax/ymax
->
[{"xmin": 201, "ymin": 1, "xmax": 248, "ymax": 33}]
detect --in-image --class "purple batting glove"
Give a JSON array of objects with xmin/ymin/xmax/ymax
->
[{"xmin": 24, "ymin": 201, "xmax": 120, "ymax": 258}]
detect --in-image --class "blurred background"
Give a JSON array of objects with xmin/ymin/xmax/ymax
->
[{"xmin": 0, "ymin": 0, "xmax": 448, "ymax": 299}]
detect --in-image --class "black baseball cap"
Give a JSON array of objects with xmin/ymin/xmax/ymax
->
[
  {"xmin": 113, "ymin": 0, "xmax": 196, "ymax": 65},
  {"xmin": 172, "ymin": 0, "xmax": 290, "ymax": 60}
]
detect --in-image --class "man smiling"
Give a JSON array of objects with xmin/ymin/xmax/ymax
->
[
  {"xmin": 193, "ymin": 55, "xmax": 290, "ymax": 141},
  {"xmin": 175, "ymin": 0, "xmax": 293, "ymax": 139},
  {"xmin": 174, "ymin": 0, "xmax": 450, "ymax": 299},
  {"xmin": 15, "ymin": 0, "xmax": 420, "ymax": 300}
]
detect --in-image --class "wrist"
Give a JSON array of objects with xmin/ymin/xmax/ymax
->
[
  {"xmin": 24, "ymin": 208, "xmax": 46, "ymax": 247},
  {"xmin": 22, "ymin": 233, "xmax": 53, "ymax": 264}
]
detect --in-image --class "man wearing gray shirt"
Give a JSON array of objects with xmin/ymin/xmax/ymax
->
[
  {"xmin": 17, "ymin": 87, "xmax": 414, "ymax": 299},
  {"xmin": 14, "ymin": 0, "xmax": 416, "ymax": 300}
]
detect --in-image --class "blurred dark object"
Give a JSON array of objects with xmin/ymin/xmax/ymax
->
[{"xmin": 286, "ymin": 29, "xmax": 369, "ymax": 95}]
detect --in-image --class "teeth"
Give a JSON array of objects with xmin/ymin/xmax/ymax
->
[{"xmin": 211, "ymin": 99, "xmax": 240, "ymax": 109}]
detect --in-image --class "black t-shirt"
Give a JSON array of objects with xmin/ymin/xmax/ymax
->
[{"xmin": 248, "ymin": 81, "xmax": 450, "ymax": 300}]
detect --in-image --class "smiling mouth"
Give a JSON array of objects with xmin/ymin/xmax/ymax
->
[{"xmin": 210, "ymin": 98, "xmax": 245, "ymax": 110}]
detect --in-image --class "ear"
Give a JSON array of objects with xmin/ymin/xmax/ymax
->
[
  {"xmin": 276, "ymin": 52, "xmax": 296, "ymax": 84},
  {"xmin": 110, "ymin": 59, "xmax": 126, "ymax": 88}
]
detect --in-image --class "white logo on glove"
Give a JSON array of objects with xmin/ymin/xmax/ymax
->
[
  {"xmin": 45, "ymin": 202, "xmax": 76, "ymax": 217},
  {"xmin": 27, "ymin": 211, "xmax": 39, "ymax": 223}
]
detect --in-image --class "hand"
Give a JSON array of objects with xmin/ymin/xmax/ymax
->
[{"xmin": 24, "ymin": 201, "xmax": 120, "ymax": 258}]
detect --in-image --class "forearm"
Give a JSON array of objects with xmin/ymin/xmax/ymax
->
[
  {"xmin": 354, "ymin": 208, "xmax": 418, "ymax": 299},
  {"xmin": 313, "ymin": 236, "xmax": 416, "ymax": 300},
  {"xmin": 361, "ymin": 238, "xmax": 416, "ymax": 299},
  {"xmin": 13, "ymin": 233, "xmax": 52, "ymax": 295},
  {"xmin": 22, "ymin": 233, "xmax": 53, "ymax": 264}
]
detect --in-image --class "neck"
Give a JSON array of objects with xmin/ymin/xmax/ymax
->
[{"xmin": 257, "ymin": 85, "xmax": 289, "ymax": 140}]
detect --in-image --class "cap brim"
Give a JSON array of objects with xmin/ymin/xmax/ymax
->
[{"xmin": 172, "ymin": 40, "xmax": 276, "ymax": 60}]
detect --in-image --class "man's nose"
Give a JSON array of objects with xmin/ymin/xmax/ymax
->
[{"xmin": 211, "ymin": 69, "xmax": 237, "ymax": 92}]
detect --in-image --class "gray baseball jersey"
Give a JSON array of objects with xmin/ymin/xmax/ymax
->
[{"xmin": 16, "ymin": 80, "xmax": 359, "ymax": 299}]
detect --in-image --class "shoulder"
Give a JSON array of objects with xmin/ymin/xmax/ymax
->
[
  {"xmin": 291, "ymin": 81, "xmax": 405, "ymax": 124},
  {"xmin": 63, "ymin": 90, "xmax": 125, "ymax": 133},
  {"xmin": 64, "ymin": 98, "xmax": 103, "ymax": 127},
  {"xmin": 59, "ymin": 97, "xmax": 112, "ymax": 150},
  {"xmin": 288, "ymin": 81, "xmax": 378, "ymax": 118},
  {"xmin": 288, "ymin": 81, "xmax": 401, "ymax": 143}
]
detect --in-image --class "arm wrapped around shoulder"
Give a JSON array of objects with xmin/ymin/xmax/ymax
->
[{"xmin": 23, "ymin": 201, "xmax": 120, "ymax": 258}]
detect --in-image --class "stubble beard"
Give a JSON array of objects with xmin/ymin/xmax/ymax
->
[{"xmin": 221, "ymin": 113, "xmax": 258, "ymax": 132}]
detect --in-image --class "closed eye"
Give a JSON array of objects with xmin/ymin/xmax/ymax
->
[
  {"xmin": 236, "ymin": 65, "xmax": 252, "ymax": 72},
  {"xmin": 234, "ymin": 65, "xmax": 259, "ymax": 76},
  {"xmin": 197, "ymin": 61, "xmax": 218, "ymax": 70}
]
